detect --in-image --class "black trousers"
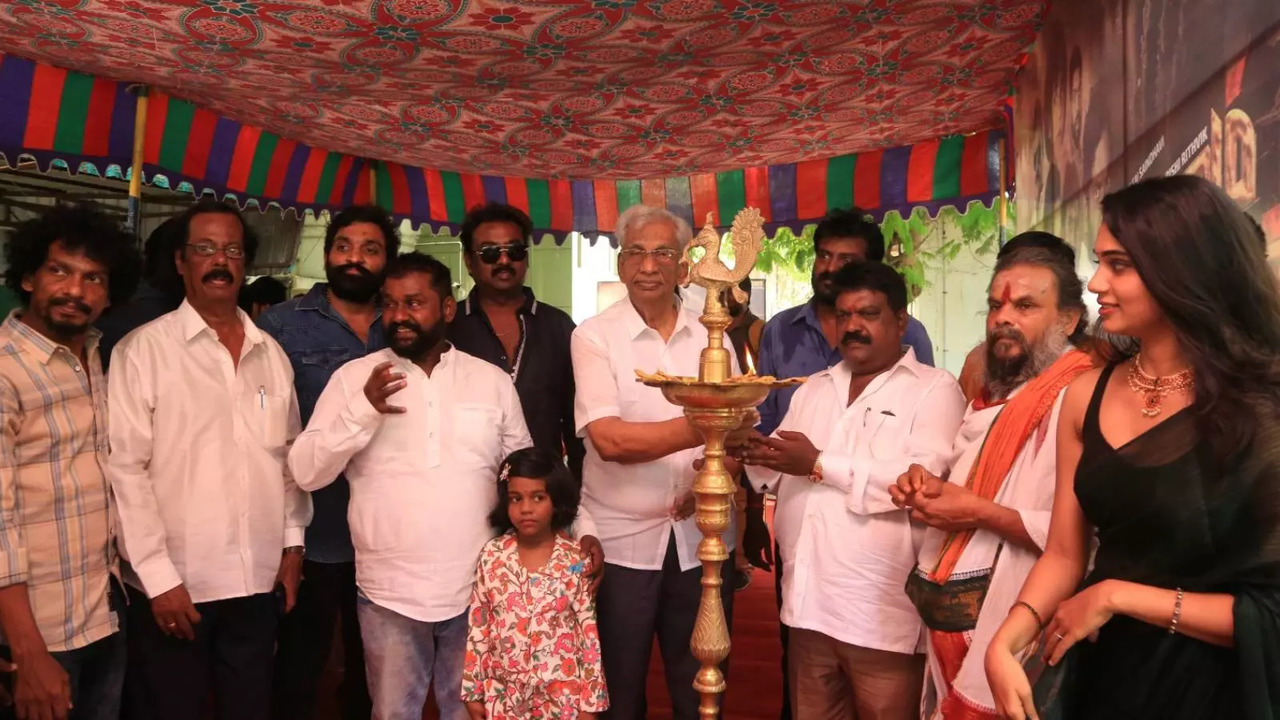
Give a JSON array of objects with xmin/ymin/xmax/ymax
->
[
  {"xmin": 775, "ymin": 540, "xmax": 792, "ymax": 720},
  {"xmin": 597, "ymin": 533, "xmax": 736, "ymax": 720},
  {"xmin": 123, "ymin": 584, "xmax": 277, "ymax": 720},
  {"xmin": 272, "ymin": 560, "xmax": 370, "ymax": 720}
]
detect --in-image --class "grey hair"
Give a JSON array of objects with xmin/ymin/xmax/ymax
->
[
  {"xmin": 991, "ymin": 246, "xmax": 1090, "ymax": 343},
  {"xmin": 615, "ymin": 205, "xmax": 693, "ymax": 250}
]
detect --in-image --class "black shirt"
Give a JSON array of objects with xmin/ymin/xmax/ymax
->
[{"xmin": 447, "ymin": 287, "xmax": 585, "ymax": 481}]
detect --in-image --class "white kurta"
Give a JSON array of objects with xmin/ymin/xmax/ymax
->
[
  {"xmin": 915, "ymin": 384, "xmax": 1066, "ymax": 718},
  {"xmin": 747, "ymin": 349, "xmax": 966, "ymax": 653}
]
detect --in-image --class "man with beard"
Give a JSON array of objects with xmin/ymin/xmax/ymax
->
[
  {"xmin": 755, "ymin": 207, "xmax": 934, "ymax": 718},
  {"xmin": 891, "ymin": 245, "xmax": 1092, "ymax": 720},
  {"xmin": 258, "ymin": 205, "xmax": 399, "ymax": 720},
  {"xmin": 0, "ymin": 204, "xmax": 140, "ymax": 720},
  {"xmin": 108, "ymin": 199, "xmax": 312, "ymax": 720},
  {"xmin": 957, "ymin": 233, "xmax": 1079, "ymax": 402},
  {"xmin": 289, "ymin": 253, "xmax": 599, "ymax": 720},
  {"xmin": 448, "ymin": 203, "xmax": 584, "ymax": 481},
  {"xmin": 735, "ymin": 261, "xmax": 964, "ymax": 720}
]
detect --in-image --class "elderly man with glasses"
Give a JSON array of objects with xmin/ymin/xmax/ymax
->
[
  {"xmin": 571, "ymin": 205, "xmax": 747, "ymax": 720},
  {"xmin": 108, "ymin": 199, "xmax": 311, "ymax": 720}
]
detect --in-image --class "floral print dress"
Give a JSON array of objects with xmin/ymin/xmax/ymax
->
[{"xmin": 462, "ymin": 531, "xmax": 609, "ymax": 719}]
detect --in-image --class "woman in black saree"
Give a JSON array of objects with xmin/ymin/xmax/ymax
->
[{"xmin": 984, "ymin": 175, "xmax": 1280, "ymax": 720}]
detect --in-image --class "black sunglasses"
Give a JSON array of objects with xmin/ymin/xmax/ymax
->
[{"xmin": 475, "ymin": 244, "xmax": 529, "ymax": 264}]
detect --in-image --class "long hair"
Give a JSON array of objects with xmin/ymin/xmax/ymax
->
[
  {"xmin": 1100, "ymin": 175, "xmax": 1280, "ymax": 459},
  {"xmin": 488, "ymin": 447, "xmax": 581, "ymax": 534}
]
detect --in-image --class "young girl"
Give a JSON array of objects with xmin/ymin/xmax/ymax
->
[{"xmin": 462, "ymin": 448, "xmax": 608, "ymax": 720}]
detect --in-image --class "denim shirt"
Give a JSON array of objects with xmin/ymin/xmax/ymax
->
[
  {"xmin": 256, "ymin": 283, "xmax": 385, "ymax": 563},
  {"xmin": 756, "ymin": 300, "xmax": 934, "ymax": 436}
]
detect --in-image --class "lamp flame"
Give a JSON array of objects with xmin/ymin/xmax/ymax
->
[{"xmin": 744, "ymin": 345, "xmax": 757, "ymax": 376}]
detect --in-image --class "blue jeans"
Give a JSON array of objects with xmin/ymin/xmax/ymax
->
[
  {"xmin": 356, "ymin": 593, "xmax": 467, "ymax": 720},
  {"xmin": 1, "ymin": 629, "xmax": 127, "ymax": 720}
]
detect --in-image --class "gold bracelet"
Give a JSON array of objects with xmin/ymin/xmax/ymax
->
[
  {"xmin": 808, "ymin": 453, "xmax": 824, "ymax": 484},
  {"xmin": 1013, "ymin": 600, "xmax": 1045, "ymax": 633},
  {"xmin": 1168, "ymin": 588, "xmax": 1183, "ymax": 634}
]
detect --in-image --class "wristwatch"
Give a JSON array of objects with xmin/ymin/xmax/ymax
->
[
  {"xmin": 808, "ymin": 453, "xmax": 824, "ymax": 484},
  {"xmin": 283, "ymin": 546, "xmax": 305, "ymax": 557}
]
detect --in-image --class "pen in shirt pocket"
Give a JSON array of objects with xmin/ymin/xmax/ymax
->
[
  {"xmin": 864, "ymin": 407, "xmax": 895, "ymax": 426},
  {"xmin": 258, "ymin": 386, "xmax": 266, "ymax": 410}
]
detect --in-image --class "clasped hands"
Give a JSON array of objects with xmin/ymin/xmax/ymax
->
[{"xmin": 889, "ymin": 463, "xmax": 985, "ymax": 532}]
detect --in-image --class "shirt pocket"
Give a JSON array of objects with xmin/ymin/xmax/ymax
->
[
  {"xmin": 866, "ymin": 411, "xmax": 905, "ymax": 460},
  {"xmin": 244, "ymin": 390, "xmax": 291, "ymax": 453},
  {"xmin": 294, "ymin": 347, "xmax": 354, "ymax": 411},
  {"xmin": 453, "ymin": 403, "xmax": 503, "ymax": 472}
]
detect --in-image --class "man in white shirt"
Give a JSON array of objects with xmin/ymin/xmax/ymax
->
[
  {"xmin": 289, "ymin": 252, "xmax": 600, "ymax": 720},
  {"xmin": 892, "ymin": 241, "xmax": 1091, "ymax": 720},
  {"xmin": 572, "ymin": 205, "xmax": 743, "ymax": 720},
  {"xmin": 108, "ymin": 199, "xmax": 311, "ymax": 720},
  {"xmin": 736, "ymin": 261, "xmax": 965, "ymax": 720}
]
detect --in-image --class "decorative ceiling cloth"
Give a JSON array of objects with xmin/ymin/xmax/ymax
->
[
  {"xmin": 0, "ymin": 0, "xmax": 1045, "ymax": 181},
  {"xmin": 0, "ymin": 52, "xmax": 1003, "ymax": 240}
]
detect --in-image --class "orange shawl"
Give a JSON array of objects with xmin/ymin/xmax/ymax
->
[{"xmin": 928, "ymin": 349, "xmax": 1094, "ymax": 582}]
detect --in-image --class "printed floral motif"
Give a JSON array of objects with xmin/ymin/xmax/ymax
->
[
  {"xmin": 0, "ymin": 0, "xmax": 1045, "ymax": 178},
  {"xmin": 462, "ymin": 532, "xmax": 608, "ymax": 719}
]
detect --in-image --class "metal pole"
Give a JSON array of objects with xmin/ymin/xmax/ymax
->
[{"xmin": 127, "ymin": 85, "xmax": 149, "ymax": 240}]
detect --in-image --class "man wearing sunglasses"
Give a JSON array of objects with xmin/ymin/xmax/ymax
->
[{"xmin": 447, "ymin": 203, "xmax": 586, "ymax": 483}]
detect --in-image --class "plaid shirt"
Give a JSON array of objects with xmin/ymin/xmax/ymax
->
[{"xmin": 0, "ymin": 313, "xmax": 117, "ymax": 652}]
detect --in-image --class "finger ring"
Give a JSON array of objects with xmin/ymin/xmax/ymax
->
[
  {"xmin": 1054, "ymin": 632, "xmax": 1065, "ymax": 640},
  {"xmin": 167, "ymin": 621, "xmax": 178, "ymax": 628}
]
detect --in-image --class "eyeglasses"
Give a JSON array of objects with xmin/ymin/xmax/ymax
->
[
  {"xmin": 619, "ymin": 248, "xmax": 681, "ymax": 266},
  {"xmin": 474, "ymin": 244, "xmax": 529, "ymax": 264},
  {"xmin": 187, "ymin": 242, "xmax": 246, "ymax": 259}
]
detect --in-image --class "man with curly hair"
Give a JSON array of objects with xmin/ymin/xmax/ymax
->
[{"xmin": 0, "ymin": 203, "xmax": 141, "ymax": 720}]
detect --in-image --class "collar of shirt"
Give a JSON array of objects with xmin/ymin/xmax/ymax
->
[
  {"xmin": 4, "ymin": 311, "xmax": 101, "ymax": 366},
  {"xmin": 619, "ymin": 296, "xmax": 695, "ymax": 342},
  {"xmin": 298, "ymin": 282, "xmax": 384, "ymax": 326},
  {"xmin": 823, "ymin": 346, "xmax": 924, "ymax": 396},
  {"xmin": 176, "ymin": 299, "xmax": 268, "ymax": 349},
  {"xmin": 461, "ymin": 286, "xmax": 539, "ymax": 317},
  {"xmin": 384, "ymin": 342, "xmax": 458, "ymax": 382}
]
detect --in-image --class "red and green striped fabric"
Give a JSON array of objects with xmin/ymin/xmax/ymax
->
[
  {"xmin": 375, "ymin": 129, "xmax": 1002, "ymax": 241},
  {"xmin": 0, "ymin": 53, "xmax": 371, "ymax": 215}
]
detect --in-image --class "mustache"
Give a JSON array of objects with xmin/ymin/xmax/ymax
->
[
  {"xmin": 50, "ymin": 297, "xmax": 91, "ymax": 315},
  {"xmin": 841, "ymin": 330, "xmax": 872, "ymax": 346},
  {"xmin": 387, "ymin": 321, "xmax": 422, "ymax": 336},
  {"xmin": 988, "ymin": 325, "xmax": 1027, "ymax": 345},
  {"xmin": 333, "ymin": 263, "xmax": 375, "ymax": 279},
  {"xmin": 202, "ymin": 268, "xmax": 234, "ymax": 283}
]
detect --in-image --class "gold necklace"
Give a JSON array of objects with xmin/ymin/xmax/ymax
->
[{"xmin": 1127, "ymin": 353, "xmax": 1194, "ymax": 418}]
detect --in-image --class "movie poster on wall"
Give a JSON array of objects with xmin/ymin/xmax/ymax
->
[
  {"xmin": 1015, "ymin": 0, "xmax": 1280, "ymax": 259},
  {"xmin": 1014, "ymin": 0, "xmax": 1125, "ymax": 242},
  {"xmin": 1125, "ymin": 0, "xmax": 1280, "ymax": 147},
  {"xmin": 1125, "ymin": 27, "xmax": 1280, "ymax": 264}
]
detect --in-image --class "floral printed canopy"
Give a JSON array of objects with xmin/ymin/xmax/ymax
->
[{"xmin": 0, "ymin": 0, "xmax": 1044, "ymax": 181}]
